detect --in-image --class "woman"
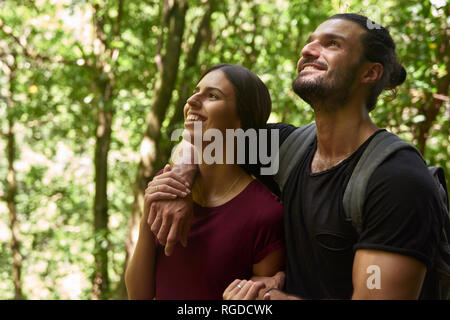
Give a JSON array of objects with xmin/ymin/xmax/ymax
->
[{"xmin": 125, "ymin": 64, "xmax": 284, "ymax": 300}]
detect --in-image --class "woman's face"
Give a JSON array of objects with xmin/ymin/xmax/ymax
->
[{"xmin": 183, "ymin": 69, "xmax": 241, "ymax": 140}]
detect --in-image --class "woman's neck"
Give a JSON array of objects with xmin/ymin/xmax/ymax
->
[{"xmin": 193, "ymin": 162, "xmax": 252, "ymax": 207}]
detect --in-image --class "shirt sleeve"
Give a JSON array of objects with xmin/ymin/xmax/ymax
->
[
  {"xmin": 267, "ymin": 122, "xmax": 299, "ymax": 145},
  {"xmin": 353, "ymin": 149, "xmax": 442, "ymax": 267},
  {"xmin": 242, "ymin": 122, "xmax": 298, "ymax": 196},
  {"xmin": 251, "ymin": 189, "xmax": 285, "ymax": 264}
]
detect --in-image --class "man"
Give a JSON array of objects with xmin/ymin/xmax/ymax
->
[{"xmin": 144, "ymin": 13, "xmax": 443, "ymax": 299}]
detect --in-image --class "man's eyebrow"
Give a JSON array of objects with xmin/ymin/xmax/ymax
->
[
  {"xmin": 323, "ymin": 33, "xmax": 346, "ymax": 41},
  {"xmin": 194, "ymin": 86, "xmax": 225, "ymax": 96},
  {"xmin": 306, "ymin": 33, "xmax": 347, "ymax": 43}
]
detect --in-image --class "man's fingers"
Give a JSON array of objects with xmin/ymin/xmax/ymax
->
[
  {"xmin": 180, "ymin": 214, "xmax": 193, "ymax": 247},
  {"xmin": 163, "ymin": 164, "xmax": 172, "ymax": 173},
  {"xmin": 164, "ymin": 218, "xmax": 181, "ymax": 256},
  {"xmin": 143, "ymin": 193, "xmax": 152, "ymax": 220},
  {"xmin": 275, "ymin": 271, "xmax": 286, "ymax": 289},
  {"xmin": 150, "ymin": 211, "xmax": 162, "ymax": 236},
  {"xmin": 244, "ymin": 281, "xmax": 265, "ymax": 300},
  {"xmin": 147, "ymin": 202, "xmax": 157, "ymax": 227},
  {"xmin": 157, "ymin": 214, "xmax": 172, "ymax": 246}
]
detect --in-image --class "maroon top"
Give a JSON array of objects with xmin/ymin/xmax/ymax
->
[{"xmin": 155, "ymin": 179, "xmax": 284, "ymax": 300}]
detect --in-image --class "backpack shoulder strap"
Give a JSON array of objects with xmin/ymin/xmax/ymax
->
[
  {"xmin": 274, "ymin": 122, "xmax": 316, "ymax": 192},
  {"xmin": 428, "ymin": 166, "xmax": 449, "ymax": 210},
  {"xmin": 342, "ymin": 130, "xmax": 421, "ymax": 233}
]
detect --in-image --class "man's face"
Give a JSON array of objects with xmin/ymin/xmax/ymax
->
[{"xmin": 292, "ymin": 19, "xmax": 367, "ymax": 108}]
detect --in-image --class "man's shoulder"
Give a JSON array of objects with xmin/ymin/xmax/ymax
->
[
  {"xmin": 366, "ymin": 146, "xmax": 439, "ymax": 203},
  {"xmin": 371, "ymin": 147, "xmax": 431, "ymax": 184},
  {"xmin": 267, "ymin": 122, "xmax": 302, "ymax": 145}
]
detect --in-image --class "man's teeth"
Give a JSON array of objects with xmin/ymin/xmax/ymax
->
[
  {"xmin": 303, "ymin": 66, "xmax": 321, "ymax": 71},
  {"xmin": 187, "ymin": 114, "xmax": 203, "ymax": 121}
]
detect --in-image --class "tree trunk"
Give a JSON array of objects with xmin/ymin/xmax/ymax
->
[
  {"xmin": 415, "ymin": 31, "xmax": 449, "ymax": 156},
  {"xmin": 115, "ymin": 0, "xmax": 189, "ymax": 299},
  {"xmin": 90, "ymin": 0, "xmax": 121, "ymax": 299},
  {"xmin": 92, "ymin": 94, "xmax": 113, "ymax": 300},
  {"xmin": 5, "ymin": 58, "xmax": 24, "ymax": 300}
]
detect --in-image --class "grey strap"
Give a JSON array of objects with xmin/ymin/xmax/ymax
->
[
  {"xmin": 342, "ymin": 130, "xmax": 419, "ymax": 233},
  {"xmin": 274, "ymin": 123, "xmax": 316, "ymax": 192},
  {"xmin": 428, "ymin": 166, "xmax": 449, "ymax": 210}
]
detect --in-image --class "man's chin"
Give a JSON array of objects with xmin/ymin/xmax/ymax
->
[
  {"xmin": 293, "ymin": 74, "xmax": 323, "ymax": 88},
  {"xmin": 292, "ymin": 79, "xmax": 322, "ymax": 100}
]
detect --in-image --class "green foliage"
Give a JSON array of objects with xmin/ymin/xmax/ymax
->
[{"xmin": 0, "ymin": 0, "xmax": 448, "ymax": 299}]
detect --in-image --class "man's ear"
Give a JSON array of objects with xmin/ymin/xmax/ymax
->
[{"xmin": 361, "ymin": 62, "xmax": 383, "ymax": 84}]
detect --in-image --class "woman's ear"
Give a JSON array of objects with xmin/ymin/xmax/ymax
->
[{"xmin": 361, "ymin": 62, "xmax": 383, "ymax": 84}]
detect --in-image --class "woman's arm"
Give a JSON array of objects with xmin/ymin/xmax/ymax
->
[
  {"xmin": 125, "ymin": 212, "xmax": 157, "ymax": 300},
  {"xmin": 223, "ymin": 248, "xmax": 285, "ymax": 300},
  {"xmin": 252, "ymin": 248, "xmax": 285, "ymax": 277}
]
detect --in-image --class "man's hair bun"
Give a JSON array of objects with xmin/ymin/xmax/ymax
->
[{"xmin": 386, "ymin": 61, "xmax": 406, "ymax": 90}]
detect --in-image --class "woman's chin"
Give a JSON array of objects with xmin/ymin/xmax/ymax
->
[
  {"xmin": 181, "ymin": 128, "xmax": 193, "ymax": 141},
  {"xmin": 181, "ymin": 128, "xmax": 203, "ymax": 144}
]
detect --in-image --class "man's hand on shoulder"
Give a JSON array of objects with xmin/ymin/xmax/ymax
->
[
  {"xmin": 144, "ymin": 162, "xmax": 197, "ymax": 256},
  {"xmin": 148, "ymin": 195, "xmax": 194, "ymax": 256}
]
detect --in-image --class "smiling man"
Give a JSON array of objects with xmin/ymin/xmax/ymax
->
[
  {"xmin": 144, "ymin": 13, "xmax": 445, "ymax": 300},
  {"xmin": 245, "ymin": 14, "xmax": 443, "ymax": 300}
]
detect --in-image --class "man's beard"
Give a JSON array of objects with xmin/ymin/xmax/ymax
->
[{"xmin": 292, "ymin": 62, "xmax": 360, "ymax": 111}]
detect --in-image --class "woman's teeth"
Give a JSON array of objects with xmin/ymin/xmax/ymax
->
[{"xmin": 186, "ymin": 114, "xmax": 203, "ymax": 121}]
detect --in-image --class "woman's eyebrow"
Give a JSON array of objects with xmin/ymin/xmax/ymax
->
[{"xmin": 194, "ymin": 86, "xmax": 225, "ymax": 96}]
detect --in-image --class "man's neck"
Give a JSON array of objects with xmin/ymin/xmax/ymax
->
[{"xmin": 311, "ymin": 101, "xmax": 378, "ymax": 172}]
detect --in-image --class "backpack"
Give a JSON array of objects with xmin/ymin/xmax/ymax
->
[{"xmin": 274, "ymin": 122, "xmax": 450, "ymax": 299}]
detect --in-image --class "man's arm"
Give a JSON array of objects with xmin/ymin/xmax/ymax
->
[
  {"xmin": 145, "ymin": 140, "xmax": 198, "ymax": 256},
  {"xmin": 351, "ymin": 249, "xmax": 426, "ymax": 299},
  {"xmin": 351, "ymin": 149, "xmax": 440, "ymax": 299},
  {"xmin": 225, "ymin": 247, "xmax": 427, "ymax": 300}
]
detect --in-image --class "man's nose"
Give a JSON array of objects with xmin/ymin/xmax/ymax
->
[{"xmin": 301, "ymin": 40, "xmax": 321, "ymax": 60}]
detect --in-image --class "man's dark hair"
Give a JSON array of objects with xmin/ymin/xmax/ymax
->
[
  {"xmin": 200, "ymin": 64, "xmax": 272, "ymax": 129},
  {"xmin": 327, "ymin": 13, "xmax": 406, "ymax": 111}
]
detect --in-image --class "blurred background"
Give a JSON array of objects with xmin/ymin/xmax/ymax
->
[{"xmin": 0, "ymin": 0, "xmax": 448, "ymax": 299}]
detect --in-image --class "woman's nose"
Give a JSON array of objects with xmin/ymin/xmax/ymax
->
[{"xmin": 187, "ymin": 93, "xmax": 201, "ymax": 108}]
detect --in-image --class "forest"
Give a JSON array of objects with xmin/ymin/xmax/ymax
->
[{"xmin": 0, "ymin": 0, "xmax": 448, "ymax": 299}]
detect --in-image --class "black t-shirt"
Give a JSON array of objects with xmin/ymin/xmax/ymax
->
[{"xmin": 244, "ymin": 123, "xmax": 442, "ymax": 299}]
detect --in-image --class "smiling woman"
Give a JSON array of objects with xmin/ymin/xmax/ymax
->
[
  {"xmin": 125, "ymin": 64, "xmax": 285, "ymax": 300},
  {"xmin": 183, "ymin": 68, "xmax": 240, "ymax": 143}
]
